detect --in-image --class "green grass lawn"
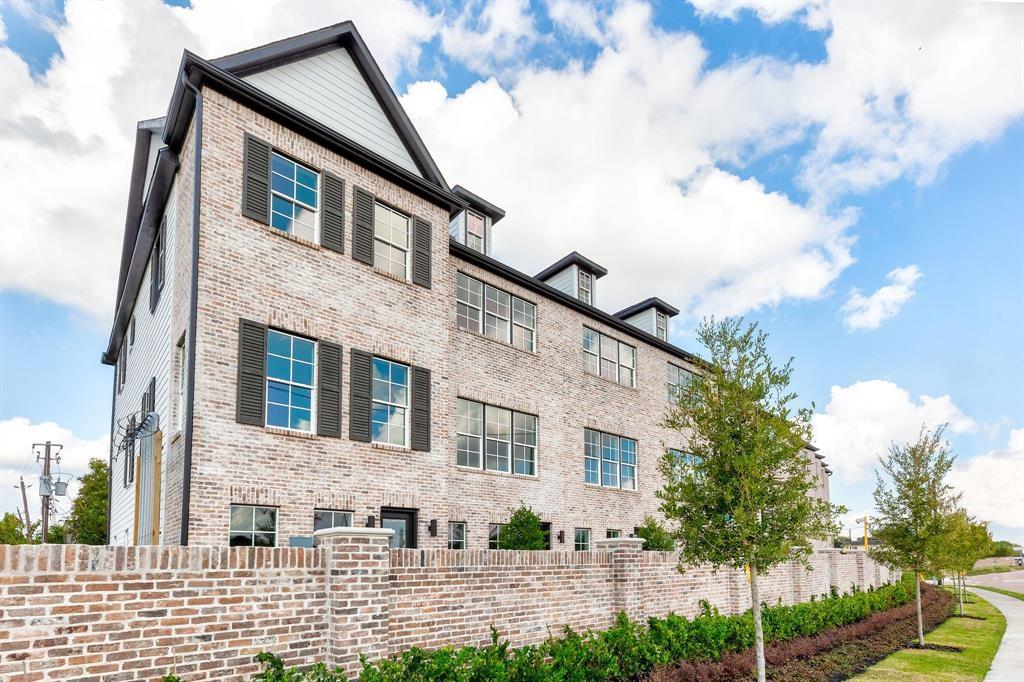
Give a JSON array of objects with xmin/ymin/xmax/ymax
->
[
  {"xmin": 969, "ymin": 585, "xmax": 1024, "ymax": 602},
  {"xmin": 854, "ymin": 591, "xmax": 1006, "ymax": 681},
  {"xmin": 967, "ymin": 565, "xmax": 1024, "ymax": 577}
]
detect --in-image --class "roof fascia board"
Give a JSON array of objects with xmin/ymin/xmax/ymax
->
[
  {"xmin": 614, "ymin": 297, "xmax": 681, "ymax": 319},
  {"xmin": 102, "ymin": 148, "xmax": 180, "ymax": 364},
  {"xmin": 452, "ymin": 185, "xmax": 505, "ymax": 224},
  {"xmin": 536, "ymin": 251, "xmax": 609, "ymax": 281},
  {"xmin": 208, "ymin": 22, "xmax": 449, "ymax": 190},
  {"xmin": 114, "ymin": 126, "xmax": 155, "ymax": 311},
  {"xmin": 450, "ymin": 239, "xmax": 703, "ymax": 367},
  {"xmin": 163, "ymin": 53, "xmax": 466, "ymax": 213}
]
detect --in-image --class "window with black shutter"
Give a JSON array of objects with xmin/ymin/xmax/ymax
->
[
  {"xmin": 236, "ymin": 319, "xmax": 267, "ymax": 426},
  {"xmin": 317, "ymin": 341, "xmax": 342, "ymax": 437}
]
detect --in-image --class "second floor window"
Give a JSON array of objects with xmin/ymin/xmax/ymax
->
[
  {"xmin": 669, "ymin": 448, "xmax": 703, "ymax": 478},
  {"xmin": 266, "ymin": 330, "xmax": 315, "ymax": 432},
  {"xmin": 271, "ymin": 153, "xmax": 318, "ymax": 241},
  {"xmin": 374, "ymin": 202, "xmax": 410, "ymax": 279},
  {"xmin": 584, "ymin": 429, "xmax": 637, "ymax": 490},
  {"xmin": 667, "ymin": 364, "xmax": 695, "ymax": 401},
  {"xmin": 456, "ymin": 398, "xmax": 538, "ymax": 475},
  {"xmin": 457, "ymin": 273, "xmax": 536, "ymax": 351},
  {"xmin": 583, "ymin": 329, "xmax": 635, "ymax": 387},
  {"xmin": 372, "ymin": 357, "xmax": 409, "ymax": 447}
]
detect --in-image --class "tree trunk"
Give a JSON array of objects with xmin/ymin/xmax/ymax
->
[
  {"xmin": 749, "ymin": 568, "xmax": 766, "ymax": 682},
  {"xmin": 959, "ymin": 572, "xmax": 964, "ymax": 616},
  {"xmin": 915, "ymin": 573, "xmax": 925, "ymax": 646}
]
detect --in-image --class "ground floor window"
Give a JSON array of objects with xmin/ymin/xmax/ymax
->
[
  {"xmin": 606, "ymin": 529, "xmax": 621, "ymax": 539},
  {"xmin": 313, "ymin": 509, "xmax": 353, "ymax": 532},
  {"xmin": 575, "ymin": 527, "xmax": 591, "ymax": 551},
  {"xmin": 229, "ymin": 504, "xmax": 277, "ymax": 547},
  {"xmin": 488, "ymin": 523, "xmax": 505, "ymax": 549},
  {"xmin": 449, "ymin": 521, "xmax": 466, "ymax": 549}
]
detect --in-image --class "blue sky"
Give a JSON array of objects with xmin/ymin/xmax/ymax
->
[{"xmin": 1, "ymin": 0, "xmax": 1021, "ymax": 543}]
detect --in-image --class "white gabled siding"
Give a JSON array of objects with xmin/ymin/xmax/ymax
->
[
  {"xmin": 109, "ymin": 182, "xmax": 177, "ymax": 545},
  {"xmin": 542, "ymin": 264, "xmax": 577, "ymax": 299},
  {"xmin": 244, "ymin": 47, "xmax": 421, "ymax": 177},
  {"xmin": 623, "ymin": 308, "xmax": 656, "ymax": 336}
]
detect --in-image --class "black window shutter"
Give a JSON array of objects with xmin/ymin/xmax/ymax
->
[
  {"xmin": 236, "ymin": 319, "xmax": 267, "ymax": 426},
  {"xmin": 320, "ymin": 172, "xmax": 345, "ymax": 254},
  {"xmin": 125, "ymin": 415, "xmax": 135, "ymax": 488},
  {"xmin": 410, "ymin": 366, "xmax": 431, "ymax": 451},
  {"xmin": 348, "ymin": 348, "xmax": 372, "ymax": 442},
  {"xmin": 317, "ymin": 341, "xmax": 343, "ymax": 437},
  {"xmin": 241, "ymin": 134, "xmax": 272, "ymax": 224},
  {"xmin": 411, "ymin": 217, "xmax": 432, "ymax": 288},
  {"xmin": 147, "ymin": 376, "xmax": 156, "ymax": 413},
  {"xmin": 352, "ymin": 187, "xmax": 375, "ymax": 265}
]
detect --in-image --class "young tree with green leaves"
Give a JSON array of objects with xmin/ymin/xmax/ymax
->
[
  {"xmin": 635, "ymin": 514, "xmax": 674, "ymax": 551},
  {"xmin": 66, "ymin": 458, "xmax": 108, "ymax": 545},
  {"xmin": 497, "ymin": 503, "xmax": 547, "ymax": 550},
  {"xmin": 871, "ymin": 425, "xmax": 959, "ymax": 646},
  {"xmin": 658, "ymin": 317, "xmax": 843, "ymax": 682},
  {"xmin": 929, "ymin": 508, "xmax": 991, "ymax": 616},
  {"xmin": 0, "ymin": 512, "xmax": 34, "ymax": 544}
]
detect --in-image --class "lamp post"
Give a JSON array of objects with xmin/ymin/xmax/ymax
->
[{"xmin": 854, "ymin": 516, "xmax": 870, "ymax": 550}]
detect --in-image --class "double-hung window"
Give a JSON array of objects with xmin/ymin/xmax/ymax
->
[
  {"xmin": 669, "ymin": 448, "xmax": 703, "ymax": 478},
  {"xmin": 466, "ymin": 211, "xmax": 486, "ymax": 253},
  {"xmin": 488, "ymin": 523, "xmax": 504, "ymax": 549},
  {"xmin": 266, "ymin": 330, "xmax": 315, "ymax": 432},
  {"xmin": 372, "ymin": 357, "xmax": 409, "ymax": 446},
  {"xmin": 270, "ymin": 153, "xmax": 319, "ymax": 241},
  {"xmin": 578, "ymin": 271, "xmax": 592, "ymax": 305},
  {"xmin": 667, "ymin": 364, "xmax": 695, "ymax": 401},
  {"xmin": 448, "ymin": 521, "xmax": 466, "ymax": 549},
  {"xmin": 457, "ymin": 398, "xmax": 537, "ymax": 475},
  {"xmin": 656, "ymin": 312, "xmax": 668, "ymax": 340},
  {"xmin": 229, "ymin": 504, "xmax": 277, "ymax": 547},
  {"xmin": 373, "ymin": 203, "xmax": 410, "ymax": 279},
  {"xmin": 574, "ymin": 528, "xmax": 591, "ymax": 550},
  {"xmin": 584, "ymin": 428, "xmax": 637, "ymax": 490},
  {"xmin": 313, "ymin": 509, "xmax": 353, "ymax": 532},
  {"xmin": 456, "ymin": 273, "xmax": 536, "ymax": 351},
  {"xmin": 583, "ymin": 329, "xmax": 635, "ymax": 387}
]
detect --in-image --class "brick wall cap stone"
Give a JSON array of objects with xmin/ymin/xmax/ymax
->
[
  {"xmin": 314, "ymin": 527, "xmax": 395, "ymax": 542},
  {"xmin": 594, "ymin": 538, "xmax": 646, "ymax": 550}
]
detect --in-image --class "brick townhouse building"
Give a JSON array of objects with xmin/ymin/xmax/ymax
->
[{"xmin": 102, "ymin": 22, "xmax": 831, "ymax": 550}]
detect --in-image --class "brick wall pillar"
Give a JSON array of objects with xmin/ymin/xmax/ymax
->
[
  {"xmin": 596, "ymin": 537, "xmax": 647, "ymax": 621},
  {"xmin": 315, "ymin": 527, "xmax": 395, "ymax": 678}
]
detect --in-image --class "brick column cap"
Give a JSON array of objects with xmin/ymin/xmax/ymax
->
[
  {"xmin": 314, "ymin": 527, "xmax": 395, "ymax": 542},
  {"xmin": 594, "ymin": 537, "xmax": 646, "ymax": 550}
]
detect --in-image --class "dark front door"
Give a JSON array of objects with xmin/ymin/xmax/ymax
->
[{"xmin": 380, "ymin": 508, "xmax": 417, "ymax": 548}]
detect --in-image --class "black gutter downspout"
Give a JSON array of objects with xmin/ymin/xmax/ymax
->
[
  {"xmin": 179, "ymin": 69, "xmax": 202, "ymax": 546},
  {"xmin": 106, "ymin": 370, "xmax": 116, "ymax": 543}
]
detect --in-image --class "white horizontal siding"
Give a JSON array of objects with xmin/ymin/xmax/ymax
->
[
  {"xmin": 110, "ymin": 182, "xmax": 177, "ymax": 545},
  {"xmin": 542, "ymin": 264, "xmax": 577, "ymax": 299},
  {"xmin": 624, "ymin": 308, "xmax": 656, "ymax": 336},
  {"xmin": 244, "ymin": 48, "xmax": 421, "ymax": 176}
]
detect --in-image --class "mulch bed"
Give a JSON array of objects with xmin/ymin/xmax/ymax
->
[{"xmin": 647, "ymin": 583, "xmax": 954, "ymax": 681}]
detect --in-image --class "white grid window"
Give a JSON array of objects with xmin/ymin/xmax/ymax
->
[
  {"xmin": 230, "ymin": 504, "xmax": 277, "ymax": 547},
  {"xmin": 270, "ymin": 153, "xmax": 318, "ymax": 241},
  {"xmin": 578, "ymin": 270, "xmax": 592, "ymax": 305},
  {"xmin": 373, "ymin": 202, "xmax": 410, "ymax": 279},
  {"xmin": 669, "ymin": 448, "xmax": 703, "ymax": 478},
  {"xmin": 607, "ymin": 529, "xmax": 621, "ymax": 539},
  {"xmin": 583, "ymin": 328, "xmax": 636, "ymax": 387},
  {"xmin": 575, "ymin": 527, "xmax": 591, "ymax": 551},
  {"xmin": 371, "ymin": 357, "xmax": 409, "ymax": 447},
  {"xmin": 313, "ymin": 509, "xmax": 353, "ymax": 531},
  {"xmin": 668, "ymin": 364, "xmax": 695, "ymax": 401},
  {"xmin": 466, "ymin": 211, "xmax": 486, "ymax": 253},
  {"xmin": 584, "ymin": 428, "xmax": 637, "ymax": 490},
  {"xmin": 456, "ymin": 273, "xmax": 536, "ymax": 351},
  {"xmin": 266, "ymin": 330, "xmax": 315, "ymax": 433},
  {"xmin": 457, "ymin": 398, "xmax": 537, "ymax": 476},
  {"xmin": 449, "ymin": 521, "xmax": 467, "ymax": 549},
  {"xmin": 656, "ymin": 312, "xmax": 668, "ymax": 340}
]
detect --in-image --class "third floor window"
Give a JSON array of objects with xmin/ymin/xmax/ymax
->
[
  {"xmin": 270, "ymin": 152, "xmax": 318, "ymax": 242},
  {"xmin": 456, "ymin": 272, "xmax": 536, "ymax": 352}
]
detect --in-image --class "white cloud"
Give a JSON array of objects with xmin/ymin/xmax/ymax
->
[
  {"xmin": 0, "ymin": 0, "xmax": 438, "ymax": 319},
  {"xmin": 840, "ymin": 265, "xmax": 921, "ymax": 332},
  {"xmin": 0, "ymin": 417, "xmax": 109, "ymax": 521},
  {"xmin": 439, "ymin": 0, "xmax": 537, "ymax": 75},
  {"xmin": 949, "ymin": 429, "xmax": 1024, "ymax": 529},
  {"xmin": 546, "ymin": 0, "xmax": 606, "ymax": 43},
  {"xmin": 811, "ymin": 380, "xmax": 976, "ymax": 481},
  {"xmin": 690, "ymin": 0, "xmax": 830, "ymax": 30}
]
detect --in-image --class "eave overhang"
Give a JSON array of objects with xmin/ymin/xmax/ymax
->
[
  {"xmin": 452, "ymin": 185, "xmax": 505, "ymax": 225},
  {"xmin": 536, "ymin": 251, "xmax": 609, "ymax": 281},
  {"xmin": 614, "ymin": 297, "xmax": 680, "ymax": 320}
]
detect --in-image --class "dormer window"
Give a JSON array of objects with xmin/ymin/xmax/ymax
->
[
  {"xmin": 466, "ymin": 211, "xmax": 486, "ymax": 253},
  {"xmin": 656, "ymin": 312, "xmax": 668, "ymax": 341},
  {"xmin": 578, "ymin": 271, "xmax": 593, "ymax": 305}
]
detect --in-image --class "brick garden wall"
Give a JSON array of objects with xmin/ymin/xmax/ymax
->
[{"xmin": 0, "ymin": 532, "xmax": 895, "ymax": 682}]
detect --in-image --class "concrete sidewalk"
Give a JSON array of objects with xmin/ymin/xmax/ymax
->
[{"xmin": 970, "ymin": 587, "xmax": 1024, "ymax": 681}]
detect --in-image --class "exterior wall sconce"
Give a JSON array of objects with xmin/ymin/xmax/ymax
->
[
  {"xmin": 366, "ymin": 515, "xmax": 376, "ymax": 528},
  {"xmin": 428, "ymin": 519, "xmax": 438, "ymax": 537}
]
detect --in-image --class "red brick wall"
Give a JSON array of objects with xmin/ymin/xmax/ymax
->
[{"xmin": 0, "ymin": 538, "xmax": 894, "ymax": 681}]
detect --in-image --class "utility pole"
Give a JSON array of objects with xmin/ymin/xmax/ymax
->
[
  {"xmin": 19, "ymin": 477, "xmax": 32, "ymax": 533},
  {"xmin": 34, "ymin": 441, "xmax": 62, "ymax": 544}
]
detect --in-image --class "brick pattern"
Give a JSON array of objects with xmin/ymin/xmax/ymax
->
[{"xmin": 0, "ymin": 542, "xmax": 892, "ymax": 681}]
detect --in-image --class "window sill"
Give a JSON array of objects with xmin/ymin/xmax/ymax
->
[
  {"xmin": 583, "ymin": 370, "xmax": 638, "ymax": 392},
  {"xmin": 265, "ymin": 425, "xmax": 317, "ymax": 440},
  {"xmin": 373, "ymin": 266, "xmax": 414, "ymax": 287},
  {"xmin": 260, "ymin": 223, "xmax": 323, "ymax": 251},
  {"xmin": 371, "ymin": 441, "xmax": 411, "ymax": 453},
  {"xmin": 455, "ymin": 325, "xmax": 537, "ymax": 356},
  {"xmin": 583, "ymin": 483, "xmax": 639, "ymax": 494},
  {"xmin": 455, "ymin": 464, "xmax": 538, "ymax": 481}
]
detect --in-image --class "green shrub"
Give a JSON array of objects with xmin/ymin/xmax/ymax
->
[
  {"xmin": 498, "ymin": 503, "xmax": 547, "ymax": 550},
  {"xmin": 237, "ymin": 581, "xmax": 914, "ymax": 681},
  {"xmin": 635, "ymin": 515, "xmax": 675, "ymax": 552}
]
